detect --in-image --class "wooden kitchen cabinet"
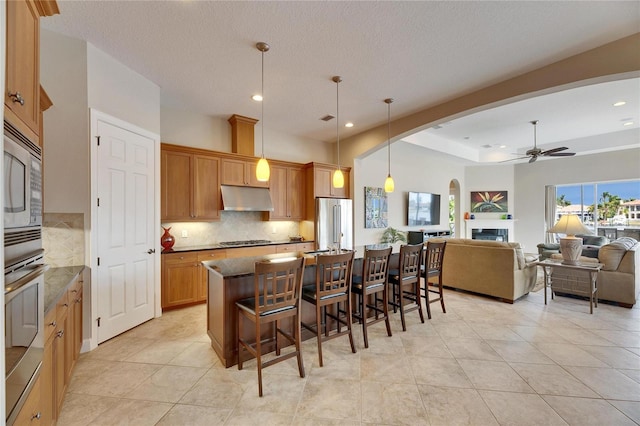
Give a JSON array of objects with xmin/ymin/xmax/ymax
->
[
  {"xmin": 220, "ymin": 157, "xmax": 269, "ymax": 188},
  {"xmin": 309, "ymin": 163, "xmax": 350, "ymax": 199},
  {"xmin": 12, "ymin": 375, "xmax": 43, "ymax": 425},
  {"xmin": 161, "ymin": 144, "xmax": 221, "ymax": 221},
  {"xmin": 197, "ymin": 250, "xmax": 227, "ymax": 300},
  {"xmin": 4, "ymin": 0, "xmax": 59, "ymax": 142},
  {"xmin": 275, "ymin": 242, "xmax": 314, "ymax": 253},
  {"xmin": 266, "ymin": 164, "xmax": 305, "ymax": 220},
  {"xmin": 161, "ymin": 252, "xmax": 201, "ymax": 309}
]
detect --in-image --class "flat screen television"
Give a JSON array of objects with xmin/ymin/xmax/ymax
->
[{"xmin": 407, "ymin": 191, "xmax": 441, "ymax": 226}]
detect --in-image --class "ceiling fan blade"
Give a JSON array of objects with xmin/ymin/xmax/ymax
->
[
  {"xmin": 547, "ymin": 152, "xmax": 575, "ymax": 157},
  {"xmin": 499, "ymin": 156, "xmax": 529, "ymax": 163},
  {"xmin": 529, "ymin": 156, "xmax": 537, "ymax": 163},
  {"xmin": 541, "ymin": 146, "xmax": 568, "ymax": 155}
]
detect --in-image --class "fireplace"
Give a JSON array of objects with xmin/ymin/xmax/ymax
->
[
  {"xmin": 472, "ymin": 228, "xmax": 508, "ymax": 241},
  {"xmin": 466, "ymin": 219, "xmax": 515, "ymax": 242}
]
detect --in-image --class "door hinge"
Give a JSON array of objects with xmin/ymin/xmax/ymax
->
[
  {"xmin": 96, "ymin": 136, "xmax": 101, "ymax": 146},
  {"xmin": 97, "ymin": 198, "xmax": 100, "ymax": 207},
  {"xmin": 97, "ymin": 257, "xmax": 100, "ymax": 266},
  {"xmin": 97, "ymin": 317, "xmax": 101, "ymax": 327}
]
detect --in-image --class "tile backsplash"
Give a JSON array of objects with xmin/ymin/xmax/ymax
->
[
  {"xmin": 43, "ymin": 213, "xmax": 85, "ymax": 267},
  {"xmin": 162, "ymin": 211, "xmax": 302, "ymax": 248}
]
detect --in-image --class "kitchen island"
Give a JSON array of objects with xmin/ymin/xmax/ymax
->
[{"xmin": 202, "ymin": 245, "xmax": 401, "ymax": 367}]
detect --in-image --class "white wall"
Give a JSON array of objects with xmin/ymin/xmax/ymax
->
[
  {"xmin": 354, "ymin": 141, "xmax": 466, "ymax": 246},
  {"xmin": 515, "ymin": 146, "xmax": 640, "ymax": 253},
  {"xmin": 87, "ymin": 43, "xmax": 160, "ymax": 135},
  {"xmin": 160, "ymin": 105, "xmax": 333, "ymax": 164}
]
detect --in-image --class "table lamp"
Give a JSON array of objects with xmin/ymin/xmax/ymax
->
[{"xmin": 547, "ymin": 214, "xmax": 590, "ymax": 265}]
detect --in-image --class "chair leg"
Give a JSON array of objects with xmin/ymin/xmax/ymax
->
[
  {"xmin": 415, "ymin": 282, "xmax": 425, "ymax": 323},
  {"xmin": 295, "ymin": 311, "xmax": 305, "ymax": 378},
  {"xmin": 316, "ymin": 304, "xmax": 324, "ymax": 367},
  {"xmin": 424, "ymin": 280, "xmax": 432, "ymax": 320},
  {"xmin": 345, "ymin": 299, "xmax": 356, "ymax": 354},
  {"xmin": 275, "ymin": 319, "xmax": 281, "ymax": 356},
  {"xmin": 237, "ymin": 311, "xmax": 244, "ymax": 370},
  {"xmin": 256, "ymin": 321, "xmax": 263, "ymax": 397},
  {"xmin": 361, "ymin": 292, "xmax": 369, "ymax": 348},
  {"xmin": 439, "ymin": 283, "xmax": 446, "ymax": 313},
  {"xmin": 383, "ymin": 286, "xmax": 392, "ymax": 337},
  {"xmin": 399, "ymin": 283, "xmax": 407, "ymax": 332}
]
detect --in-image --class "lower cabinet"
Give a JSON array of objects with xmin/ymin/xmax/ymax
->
[
  {"xmin": 161, "ymin": 244, "xmax": 311, "ymax": 310},
  {"xmin": 12, "ymin": 375, "xmax": 42, "ymax": 425},
  {"xmin": 39, "ymin": 272, "xmax": 83, "ymax": 425}
]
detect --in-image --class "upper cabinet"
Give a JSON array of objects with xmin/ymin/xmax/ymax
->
[
  {"xmin": 265, "ymin": 163, "xmax": 305, "ymax": 221},
  {"xmin": 305, "ymin": 162, "xmax": 350, "ymax": 199},
  {"xmin": 161, "ymin": 144, "xmax": 221, "ymax": 222},
  {"xmin": 220, "ymin": 157, "xmax": 269, "ymax": 188},
  {"xmin": 5, "ymin": 0, "xmax": 59, "ymax": 143}
]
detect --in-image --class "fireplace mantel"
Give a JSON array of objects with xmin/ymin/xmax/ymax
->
[{"xmin": 465, "ymin": 219, "xmax": 516, "ymax": 242}]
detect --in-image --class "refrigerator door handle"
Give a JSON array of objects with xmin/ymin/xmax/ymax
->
[{"xmin": 333, "ymin": 204, "xmax": 341, "ymax": 246}]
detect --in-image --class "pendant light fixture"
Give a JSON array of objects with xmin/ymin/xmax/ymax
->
[
  {"xmin": 384, "ymin": 98, "xmax": 395, "ymax": 193},
  {"xmin": 255, "ymin": 42, "xmax": 270, "ymax": 182},
  {"xmin": 332, "ymin": 76, "xmax": 344, "ymax": 189}
]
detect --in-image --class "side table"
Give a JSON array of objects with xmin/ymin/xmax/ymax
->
[{"xmin": 536, "ymin": 259, "xmax": 604, "ymax": 314}]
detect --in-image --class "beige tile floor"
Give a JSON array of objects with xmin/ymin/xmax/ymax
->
[{"xmin": 58, "ymin": 287, "xmax": 640, "ymax": 425}]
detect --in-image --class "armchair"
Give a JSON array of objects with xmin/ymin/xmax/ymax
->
[{"xmin": 537, "ymin": 234, "xmax": 609, "ymax": 260}]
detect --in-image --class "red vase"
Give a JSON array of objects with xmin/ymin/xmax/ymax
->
[{"xmin": 161, "ymin": 227, "xmax": 175, "ymax": 250}]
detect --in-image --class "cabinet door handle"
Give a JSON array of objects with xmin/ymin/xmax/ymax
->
[
  {"xmin": 56, "ymin": 330, "xmax": 64, "ymax": 338},
  {"xmin": 49, "ymin": 321, "xmax": 57, "ymax": 327},
  {"xmin": 147, "ymin": 249, "xmax": 156, "ymax": 254},
  {"xmin": 31, "ymin": 412, "xmax": 41, "ymax": 420},
  {"xmin": 8, "ymin": 91, "xmax": 24, "ymax": 105}
]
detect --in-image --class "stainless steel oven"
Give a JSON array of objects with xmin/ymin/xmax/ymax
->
[
  {"xmin": 4, "ymin": 252, "xmax": 47, "ymax": 424},
  {"xmin": 4, "ymin": 120, "xmax": 43, "ymax": 266}
]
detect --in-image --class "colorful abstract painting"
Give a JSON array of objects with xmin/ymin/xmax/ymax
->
[
  {"xmin": 470, "ymin": 191, "xmax": 508, "ymax": 213},
  {"xmin": 365, "ymin": 187, "xmax": 388, "ymax": 228}
]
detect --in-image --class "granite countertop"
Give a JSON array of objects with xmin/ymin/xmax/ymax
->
[
  {"xmin": 162, "ymin": 239, "xmax": 310, "ymax": 254},
  {"xmin": 201, "ymin": 243, "xmax": 402, "ymax": 278},
  {"xmin": 44, "ymin": 265, "xmax": 85, "ymax": 313}
]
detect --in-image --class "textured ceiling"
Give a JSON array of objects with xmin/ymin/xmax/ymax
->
[{"xmin": 41, "ymin": 1, "xmax": 640, "ymax": 161}]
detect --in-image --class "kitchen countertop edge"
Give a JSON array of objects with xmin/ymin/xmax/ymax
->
[
  {"xmin": 44, "ymin": 265, "xmax": 85, "ymax": 314},
  {"xmin": 162, "ymin": 240, "xmax": 313, "ymax": 254}
]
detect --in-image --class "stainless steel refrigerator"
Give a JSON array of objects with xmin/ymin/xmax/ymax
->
[{"xmin": 315, "ymin": 198, "xmax": 353, "ymax": 251}]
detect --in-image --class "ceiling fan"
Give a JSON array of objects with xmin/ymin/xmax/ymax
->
[{"xmin": 503, "ymin": 120, "xmax": 576, "ymax": 163}]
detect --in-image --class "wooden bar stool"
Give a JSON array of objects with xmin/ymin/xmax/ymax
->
[
  {"xmin": 388, "ymin": 243, "xmax": 424, "ymax": 331},
  {"xmin": 351, "ymin": 246, "xmax": 393, "ymax": 348},
  {"xmin": 236, "ymin": 257, "xmax": 306, "ymax": 397},
  {"xmin": 421, "ymin": 240, "xmax": 447, "ymax": 319},
  {"xmin": 301, "ymin": 251, "xmax": 356, "ymax": 366}
]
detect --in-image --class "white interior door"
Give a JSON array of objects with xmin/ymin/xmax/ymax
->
[{"xmin": 96, "ymin": 118, "xmax": 155, "ymax": 343}]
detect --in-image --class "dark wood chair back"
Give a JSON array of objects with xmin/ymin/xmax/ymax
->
[{"xmin": 253, "ymin": 256, "xmax": 305, "ymax": 316}]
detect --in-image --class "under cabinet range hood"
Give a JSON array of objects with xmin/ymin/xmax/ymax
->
[{"xmin": 220, "ymin": 185, "xmax": 274, "ymax": 211}]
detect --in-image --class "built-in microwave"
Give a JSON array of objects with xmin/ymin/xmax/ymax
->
[{"xmin": 4, "ymin": 120, "xmax": 42, "ymax": 230}]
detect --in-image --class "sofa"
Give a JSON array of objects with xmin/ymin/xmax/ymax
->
[
  {"xmin": 434, "ymin": 238, "xmax": 538, "ymax": 303},
  {"xmin": 537, "ymin": 234, "xmax": 610, "ymax": 260},
  {"xmin": 550, "ymin": 237, "xmax": 639, "ymax": 307}
]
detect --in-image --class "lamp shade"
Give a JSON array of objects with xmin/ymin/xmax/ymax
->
[
  {"xmin": 547, "ymin": 214, "xmax": 590, "ymax": 236},
  {"xmin": 384, "ymin": 175, "xmax": 394, "ymax": 193},
  {"xmin": 332, "ymin": 169, "xmax": 344, "ymax": 188},
  {"xmin": 256, "ymin": 157, "xmax": 270, "ymax": 182}
]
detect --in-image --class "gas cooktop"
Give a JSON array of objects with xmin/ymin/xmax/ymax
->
[{"xmin": 218, "ymin": 240, "xmax": 272, "ymax": 247}]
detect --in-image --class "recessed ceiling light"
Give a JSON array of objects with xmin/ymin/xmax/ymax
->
[
  {"xmin": 499, "ymin": 145, "xmax": 507, "ymax": 149},
  {"xmin": 345, "ymin": 122, "xmax": 354, "ymax": 128},
  {"xmin": 623, "ymin": 121, "xmax": 634, "ymax": 126},
  {"xmin": 252, "ymin": 94, "xmax": 263, "ymax": 101},
  {"xmin": 613, "ymin": 101, "xmax": 626, "ymax": 107}
]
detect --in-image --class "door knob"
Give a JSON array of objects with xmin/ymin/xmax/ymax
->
[{"xmin": 147, "ymin": 249, "xmax": 156, "ymax": 254}]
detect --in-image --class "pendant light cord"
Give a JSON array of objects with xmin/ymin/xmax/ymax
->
[
  {"xmin": 261, "ymin": 48, "xmax": 265, "ymax": 159},
  {"xmin": 387, "ymin": 101, "xmax": 391, "ymax": 176},
  {"xmin": 336, "ymin": 78, "xmax": 340, "ymax": 171}
]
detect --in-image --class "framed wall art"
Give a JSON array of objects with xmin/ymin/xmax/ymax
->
[
  {"xmin": 470, "ymin": 191, "xmax": 508, "ymax": 213},
  {"xmin": 365, "ymin": 186, "xmax": 388, "ymax": 228}
]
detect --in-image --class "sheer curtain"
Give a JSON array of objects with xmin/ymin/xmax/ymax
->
[{"xmin": 544, "ymin": 185, "xmax": 557, "ymax": 243}]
